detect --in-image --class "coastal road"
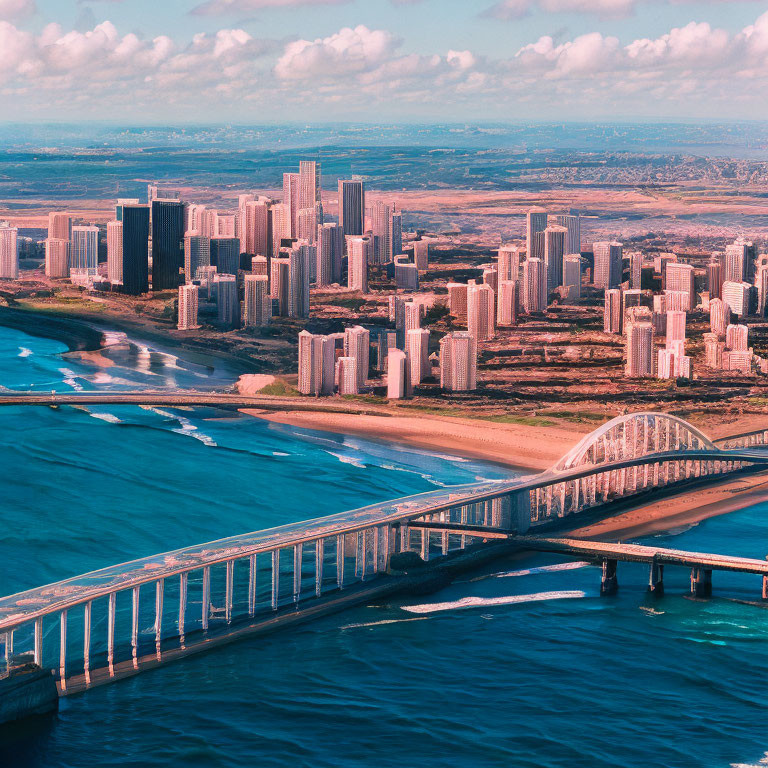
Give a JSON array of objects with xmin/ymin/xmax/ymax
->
[{"xmin": 0, "ymin": 391, "xmax": 393, "ymax": 416}]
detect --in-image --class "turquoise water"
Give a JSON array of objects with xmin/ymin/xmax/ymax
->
[{"xmin": 2, "ymin": 326, "xmax": 768, "ymax": 768}]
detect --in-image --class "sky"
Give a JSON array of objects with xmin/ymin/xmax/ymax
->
[{"xmin": 2, "ymin": 0, "xmax": 768, "ymax": 123}]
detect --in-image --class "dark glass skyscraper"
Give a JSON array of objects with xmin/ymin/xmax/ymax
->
[
  {"xmin": 122, "ymin": 205, "xmax": 150, "ymax": 295},
  {"xmin": 210, "ymin": 237, "xmax": 240, "ymax": 276},
  {"xmin": 151, "ymin": 199, "xmax": 185, "ymax": 290}
]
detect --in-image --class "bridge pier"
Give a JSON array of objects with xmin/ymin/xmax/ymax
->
[
  {"xmin": 762, "ymin": 574, "xmax": 768, "ymax": 601},
  {"xmin": 600, "ymin": 558, "xmax": 618, "ymax": 596},
  {"xmin": 648, "ymin": 561, "xmax": 664, "ymax": 595},
  {"xmin": 690, "ymin": 567, "xmax": 712, "ymax": 598}
]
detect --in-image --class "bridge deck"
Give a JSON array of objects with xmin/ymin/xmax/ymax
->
[{"xmin": 517, "ymin": 537, "xmax": 768, "ymax": 574}]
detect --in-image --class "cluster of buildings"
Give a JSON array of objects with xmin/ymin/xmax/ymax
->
[{"xmin": 600, "ymin": 237, "xmax": 767, "ymax": 379}]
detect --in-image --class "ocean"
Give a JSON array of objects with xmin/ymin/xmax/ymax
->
[{"xmin": 1, "ymin": 324, "xmax": 768, "ymax": 768}]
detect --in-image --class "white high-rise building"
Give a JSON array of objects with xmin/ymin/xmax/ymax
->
[
  {"xmin": 665, "ymin": 263, "xmax": 695, "ymax": 311},
  {"xmin": 406, "ymin": 328, "xmax": 430, "ymax": 385},
  {"xmin": 244, "ymin": 274, "xmax": 270, "ymax": 327},
  {"xmin": 722, "ymin": 280, "xmax": 751, "ymax": 319},
  {"xmin": 348, "ymin": 238, "xmax": 369, "ymax": 293},
  {"xmin": 497, "ymin": 280, "xmax": 518, "ymax": 325},
  {"xmin": 666, "ymin": 310, "xmax": 687, "ymax": 344},
  {"xmin": 70, "ymin": 225, "xmax": 99, "ymax": 272},
  {"xmin": 386, "ymin": 349, "xmax": 411, "ymax": 399},
  {"xmin": 404, "ymin": 301, "xmax": 421, "ymax": 335},
  {"xmin": 283, "ymin": 172, "xmax": 300, "ymax": 238},
  {"xmin": 45, "ymin": 238, "xmax": 69, "ymax": 279},
  {"xmin": 336, "ymin": 356, "xmax": 358, "ymax": 395},
  {"xmin": 372, "ymin": 201, "xmax": 393, "ymax": 264},
  {"xmin": 468, "ymin": 281, "xmax": 495, "ymax": 342},
  {"xmin": 298, "ymin": 330, "xmax": 336, "ymax": 395},
  {"xmin": 243, "ymin": 198, "xmax": 271, "ymax": 257},
  {"xmin": 526, "ymin": 208, "xmax": 548, "ymax": 261},
  {"xmin": 726, "ymin": 323, "xmax": 749, "ymax": 352},
  {"xmin": 297, "ymin": 207, "xmax": 317, "ymax": 245},
  {"xmin": 448, "ymin": 283, "xmax": 468, "ymax": 321},
  {"xmin": 106, "ymin": 221, "xmax": 122, "ymax": 284},
  {"xmin": 604, "ymin": 289, "xmax": 623, "ymax": 334},
  {"xmin": 271, "ymin": 203, "xmax": 291, "ymax": 258},
  {"xmin": 709, "ymin": 297, "xmax": 730, "ymax": 338},
  {"xmin": 440, "ymin": 331, "xmax": 477, "ymax": 392},
  {"xmin": 497, "ymin": 245, "xmax": 522, "ymax": 282},
  {"xmin": 593, "ymin": 241, "xmax": 623, "ymax": 290},
  {"xmin": 625, "ymin": 321, "xmax": 654, "ymax": 377},
  {"xmin": 344, "ymin": 325, "xmax": 370, "ymax": 390},
  {"xmin": 298, "ymin": 161, "xmax": 322, "ymax": 227},
  {"xmin": 48, "ymin": 212, "xmax": 72, "ymax": 241},
  {"xmin": 522, "ymin": 258, "xmax": 545, "ymax": 313},
  {"xmin": 725, "ymin": 240, "xmax": 749, "ymax": 283},
  {"xmin": 563, "ymin": 254, "xmax": 581, "ymax": 300},
  {"xmin": 177, "ymin": 284, "xmax": 199, "ymax": 330}
]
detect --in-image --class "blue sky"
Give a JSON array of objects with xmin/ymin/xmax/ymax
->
[{"xmin": 3, "ymin": 0, "xmax": 768, "ymax": 121}]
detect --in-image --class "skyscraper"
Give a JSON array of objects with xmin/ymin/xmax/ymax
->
[
  {"xmin": 243, "ymin": 198, "xmax": 271, "ymax": 257},
  {"xmin": 629, "ymin": 252, "xmax": 643, "ymax": 289},
  {"xmin": 497, "ymin": 245, "xmax": 522, "ymax": 282},
  {"xmin": 439, "ymin": 332, "xmax": 477, "ymax": 392},
  {"xmin": 756, "ymin": 264, "xmax": 768, "ymax": 317},
  {"xmin": 177, "ymin": 284, "xmax": 199, "ymax": 330},
  {"xmin": 522, "ymin": 258, "xmax": 545, "ymax": 313},
  {"xmin": 336, "ymin": 356, "xmax": 358, "ymax": 395},
  {"xmin": 338, "ymin": 179, "xmax": 365, "ymax": 237},
  {"xmin": 722, "ymin": 280, "xmax": 751, "ymax": 319},
  {"xmin": 184, "ymin": 234, "xmax": 211, "ymax": 282},
  {"xmin": 666, "ymin": 310, "xmax": 686, "ymax": 344},
  {"xmin": 283, "ymin": 172, "xmax": 300, "ymax": 238},
  {"xmin": 317, "ymin": 223, "xmax": 343, "ymax": 286},
  {"xmin": 390, "ymin": 211, "xmax": 403, "ymax": 259},
  {"xmin": 563, "ymin": 254, "xmax": 581, "ymax": 300},
  {"xmin": 526, "ymin": 208, "xmax": 548, "ymax": 261},
  {"xmin": 551, "ymin": 213, "xmax": 580, "ymax": 256},
  {"xmin": 707, "ymin": 259, "xmax": 723, "ymax": 300},
  {"xmin": 214, "ymin": 273, "xmax": 239, "ymax": 329},
  {"xmin": 543, "ymin": 224, "xmax": 567, "ymax": 293},
  {"xmin": 251, "ymin": 255, "xmax": 268, "ymax": 276},
  {"xmin": 395, "ymin": 257, "xmax": 419, "ymax": 291},
  {"xmin": 244, "ymin": 274, "xmax": 270, "ymax": 327},
  {"xmin": 406, "ymin": 328, "xmax": 430, "ymax": 385},
  {"xmin": 497, "ymin": 280, "xmax": 518, "ymax": 325},
  {"xmin": 448, "ymin": 283, "xmax": 469, "ymax": 321},
  {"xmin": 298, "ymin": 161, "xmax": 322, "ymax": 227},
  {"xmin": 48, "ymin": 212, "xmax": 72, "ymax": 241},
  {"xmin": 371, "ymin": 201, "xmax": 392, "ymax": 264},
  {"xmin": 288, "ymin": 243, "xmax": 311, "ymax": 319},
  {"xmin": 344, "ymin": 325, "xmax": 370, "ymax": 390},
  {"xmin": 709, "ymin": 297, "xmax": 730, "ymax": 337},
  {"xmin": 348, "ymin": 238, "xmax": 369, "ymax": 293},
  {"xmin": 625, "ymin": 322, "xmax": 654, "ymax": 377},
  {"xmin": 413, "ymin": 240, "xmax": 429, "ymax": 273},
  {"xmin": 106, "ymin": 221, "xmax": 122, "ymax": 283},
  {"xmin": 45, "ymin": 238, "xmax": 69, "ymax": 279},
  {"xmin": 386, "ymin": 349, "xmax": 412, "ymax": 399},
  {"xmin": 468, "ymin": 281, "xmax": 495, "ymax": 342},
  {"xmin": 298, "ymin": 330, "xmax": 335, "ymax": 395},
  {"xmin": 604, "ymin": 289, "xmax": 623, "ymax": 334},
  {"xmin": 0, "ymin": 223, "xmax": 19, "ymax": 279},
  {"xmin": 210, "ymin": 237, "xmax": 240, "ymax": 276},
  {"xmin": 151, "ymin": 199, "xmax": 185, "ymax": 291},
  {"xmin": 270, "ymin": 203, "xmax": 291, "ymax": 258},
  {"xmin": 724, "ymin": 239, "xmax": 751, "ymax": 283},
  {"xmin": 70, "ymin": 225, "xmax": 99, "ymax": 272},
  {"xmin": 665, "ymin": 263, "xmax": 695, "ymax": 311},
  {"xmin": 121, "ymin": 205, "xmax": 150, "ymax": 295},
  {"xmin": 593, "ymin": 241, "xmax": 623, "ymax": 290}
]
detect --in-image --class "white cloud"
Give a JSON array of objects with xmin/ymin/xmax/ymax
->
[
  {"xmin": 0, "ymin": 0, "xmax": 34, "ymax": 21},
  {"xmin": 191, "ymin": 0, "xmax": 350, "ymax": 15}
]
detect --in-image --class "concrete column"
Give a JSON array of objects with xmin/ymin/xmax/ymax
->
[
  {"xmin": 601, "ymin": 559, "xmax": 618, "ymax": 595},
  {"xmin": 690, "ymin": 567, "xmax": 712, "ymax": 598},
  {"xmin": 560, "ymin": 483, "xmax": 567, "ymax": 517},
  {"xmin": 648, "ymin": 561, "xmax": 664, "ymax": 595}
]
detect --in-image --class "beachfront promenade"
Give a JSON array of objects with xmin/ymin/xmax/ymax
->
[{"xmin": 2, "ymin": 411, "xmax": 768, "ymax": 707}]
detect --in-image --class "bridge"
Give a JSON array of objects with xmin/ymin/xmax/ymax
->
[{"xmin": 2, "ymin": 411, "xmax": 768, "ymax": 705}]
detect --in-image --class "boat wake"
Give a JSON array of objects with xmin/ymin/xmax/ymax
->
[{"xmin": 402, "ymin": 590, "xmax": 586, "ymax": 614}]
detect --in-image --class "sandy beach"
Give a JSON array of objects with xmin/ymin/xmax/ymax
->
[
  {"xmin": 247, "ymin": 407, "xmax": 768, "ymax": 540},
  {"xmin": 246, "ymin": 409, "xmax": 589, "ymax": 471}
]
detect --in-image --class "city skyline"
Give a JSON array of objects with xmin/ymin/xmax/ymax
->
[{"xmin": 2, "ymin": 1, "xmax": 768, "ymax": 121}]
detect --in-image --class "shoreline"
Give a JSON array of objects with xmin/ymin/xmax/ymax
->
[
  {"xmin": 0, "ymin": 304, "xmax": 256, "ymax": 378},
  {"xmin": 246, "ymin": 407, "xmax": 768, "ymax": 541}
]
